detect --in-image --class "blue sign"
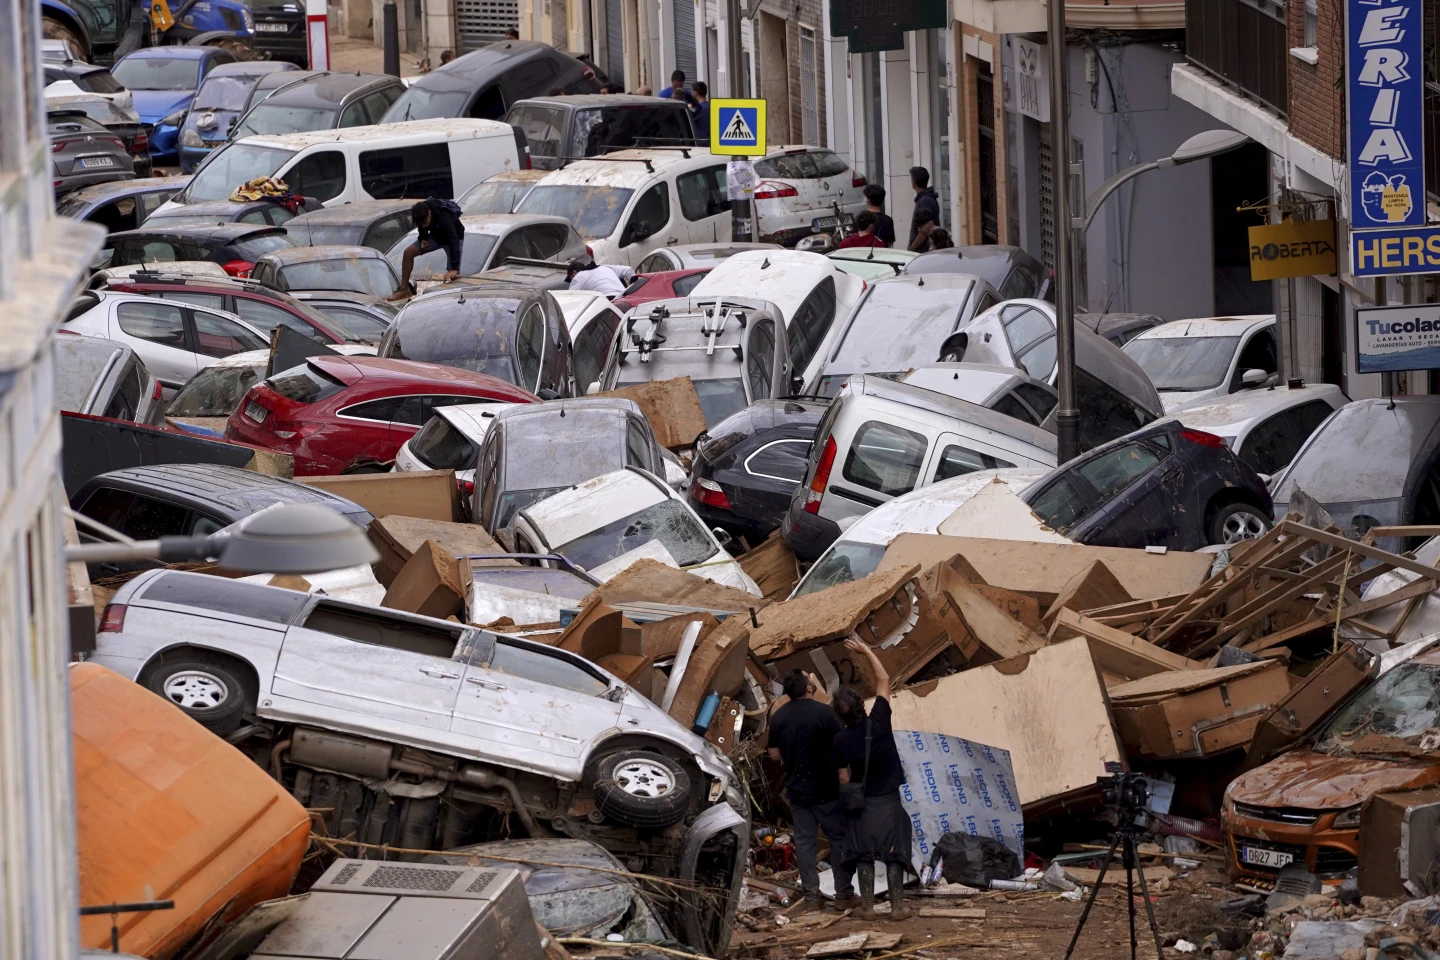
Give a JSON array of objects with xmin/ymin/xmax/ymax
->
[
  {"xmin": 1347, "ymin": 0, "xmax": 1426, "ymax": 232},
  {"xmin": 1356, "ymin": 303, "xmax": 1440, "ymax": 372},
  {"xmin": 1350, "ymin": 223, "xmax": 1440, "ymax": 275}
]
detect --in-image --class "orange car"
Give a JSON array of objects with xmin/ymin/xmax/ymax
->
[
  {"xmin": 72, "ymin": 663, "xmax": 311, "ymax": 958},
  {"xmin": 1223, "ymin": 643, "xmax": 1440, "ymax": 888}
]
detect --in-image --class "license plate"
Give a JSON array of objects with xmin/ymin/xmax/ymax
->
[
  {"xmin": 245, "ymin": 401, "xmax": 269, "ymax": 423},
  {"xmin": 79, "ymin": 156, "xmax": 114, "ymax": 168},
  {"xmin": 811, "ymin": 216, "xmax": 839, "ymax": 230},
  {"xmin": 256, "ymin": 21, "xmax": 288, "ymax": 30},
  {"xmin": 1241, "ymin": 846, "xmax": 1294, "ymax": 868}
]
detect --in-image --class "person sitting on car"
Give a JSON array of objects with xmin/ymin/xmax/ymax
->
[
  {"xmin": 566, "ymin": 256, "xmax": 635, "ymax": 299},
  {"xmin": 839, "ymin": 211, "xmax": 887, "ymax": 250},
  {"xmin": 390, "ymin": 197, "xmax": 464, "ymax": 300}
]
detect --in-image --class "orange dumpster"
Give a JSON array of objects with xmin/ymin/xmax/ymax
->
[{"xmin": 71, "ymin": 663, "xmax": 310, "ymax": 959}]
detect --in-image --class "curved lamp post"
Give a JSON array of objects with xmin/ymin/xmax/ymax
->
[{"xmin": 1080, "ymin": 129, "xmax": 1251, "ymax": 232}]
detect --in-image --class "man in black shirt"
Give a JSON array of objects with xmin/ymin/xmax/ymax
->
[
  {"xmin": 907, "ymin": 166, "xmax": 941, "ymax": 248},
  {"xmin": 862, "ymin": 184, "xmax": 896, "ymax": 247},
  {"xmin": 390, "ymin": 197, "xmax": 464, "ymax": 300},
  {"xmin": 769, "ymin": 670, "xmax": 856, "ymax": 911}
]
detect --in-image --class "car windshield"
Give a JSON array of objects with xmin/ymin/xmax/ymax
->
[
  {"xmin": 112, "ymin": 57, "xmax": 200, "ymax": 91},
  {"xmin": 266, "ymin": 362, "xmax": 347, "ymax": 402},
  {"xmin": 411, "ymin": 416, "xmax": 479, "ymax": 470},
  {"xmin": 820, "ymin": 283, "xmax": 968, "ymax": 393},
  {"xmin": 1125, "ymin": 336, "xmax": 1241, "ymax": 392},
  {"xmin": 383, "ymin": 85, "xmax": 471, "ymax": 122},
  {"xmin": 232, "ymin": 233, "xmax": 297, "ymax": 260},
  {"xmin": 386, "ymin": 229, "xmax": 497, "ymax": 278},
  {"xmin": 280, "ymin": 259, "xmax": 397, "ymax": 296},
  {"xmin": 52, "ymin": 341, "xmax": 116, "ymax": 411},
  {"xmin": 231, "ymin": 103, "xmax": 338, "ymax": 139},
  {"xmin": 517, "ymin": 185, "xmax": 634, "ymax": 241},
  {"xmin": 1277, "ymin": 401, "xmax": 1440, "ymax": 504},
  {"xmin": 794, "ymin": 541, "xmax": 887, "ymax": 596},
  {"xmin": 168, "ymin": 363, "xmax": 263, "ymax": 416},
  {"xmin": 554, "ymin": 498, "xmax": 717, "ymax": 570},
  {"xmin": 497, "ymin": 486, "xmax": 567, "ymax": 528},
  {"xmin": 1313, "ymin": 661, "xmax": 1440, "ymax": 758},
  {"xmin": 460, "ymin": 180, "xmax": 535, "ymax": 215},
  {"xmin": 193, "ymin": 76, "xmax": 254, "ymax": 111},
  {"xmin": 185, "ymin": 143, "xmax": 296, "ymax": 201}
]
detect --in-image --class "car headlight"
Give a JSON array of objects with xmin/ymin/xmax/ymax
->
[
  {"xmin": 179, "ymin": 128, "xmax": 204, "ymax": 147},
  {"xmin": 160, "ymin": 110, "xmax": 187, "ymax": 128},
  {"xmin": 242, "ymin": 6, "xmax": 254, "ymax": 29},
  {"xmin": 1332, "ymin": 805, "xmax": 1363, "ymax": 829}
]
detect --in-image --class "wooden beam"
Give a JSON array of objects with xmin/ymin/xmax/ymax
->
[
  {"xmin": 1243, "ymin": 577, "xmax": 1436, "ymax": 652},
  {"xmin": 1276, "ymin": 520, "xmax": 1440, "ymax": 582}
]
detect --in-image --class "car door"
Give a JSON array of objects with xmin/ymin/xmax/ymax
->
[
  {"xmin": 1069, "ymin": 437, "xmax": 1185, "ymax": 549},
  {"xmin": 827, "ymin": 417, "xmax": 931, "ymax": 525},
  {"xmin": 110, "ymin": 299, "xmax": 198, "ymax": 389},
  {"xmin": 744, "ymin": 317, "xmax": 780, "ymax": 403},
  {"xmin": 675, "ymin": 164, "xmax": 733, "ymax": 243},
  {"xmin": 282, "ymin": 149, "xmax": 348, "ymax": 204},
  {"xmin": 187, "ymin": 306, "xmax": 268, "ymax": 361},
  {"xmin": 1229, "ymin": 326, "xmax": 1279, "ymax": 393},
  {"xmin": 363, "ymin": 214, "xmax": 412, "ymax": 253},
  {"xmin": 335, "ymin": 394, "xmax": 415, "ymax": 463},
  {"xmin": 618, "ymin": 182, "xmax": 674, "ymax": 264},
  {"xmin": 451, "ymin": 634, "xmax": 622, "ymax": 780},
  {"xmin": 572, "ymin": 306, "xmax": 621, "ymax": 396},
  {"xmin": 271, "ymin": 600, "xmax": 466, "ymax": 736},
  {"xmin": 926, "ymin": 433, "xmax": 1020, "ymax": 486},
  {"xmin": 514, "ymin": 302, "xmax": 547, "ymax": 394}
]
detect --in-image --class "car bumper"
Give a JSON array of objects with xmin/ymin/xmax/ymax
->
[
  {"xmin": 54, "ymin": 169, "xmax": 135, "ymax": 194},
  {"xmin": 687, "ymin": 491, "xmax": 779, "ymax": 544},
  {"xmin": 781, "ymin": 492, "xmax": 841, "ymax": 561},
  {"xmin": 178, "ymin": 141, "xmax": 225, "ymax": 173},
  {"xmin": 147, "ymin": 125, "xmax": 181, "ymax": 162},
  {"xmin": 1222, "ymin": 810, "xmax": 1359, "ymax": 889}
]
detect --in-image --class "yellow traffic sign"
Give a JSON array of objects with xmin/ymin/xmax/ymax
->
[{"xmin": 710, "ymin": 98, "xmax": 766, "ymax": 156}]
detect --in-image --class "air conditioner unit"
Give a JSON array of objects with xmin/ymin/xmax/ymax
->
[{"xmin": 249, "ymin": 859, "xmax": 545, "ymax": 960}]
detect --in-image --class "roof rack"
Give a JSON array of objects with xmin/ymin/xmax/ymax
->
[
  {"xmin": 560, "ymin": 155, "xmax": 654, "ymax": 173},
  {"xmin": 620, "ymin": 297, "xmax": 777, "ymax": 363}
]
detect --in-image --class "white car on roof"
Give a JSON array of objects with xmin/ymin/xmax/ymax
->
[
  {"xmin": 1159, "ymin": 381, "xmax": 1348, "ymax": 480},
  {"xmin": 750, "ymin": 146, "xmax": 868, "ymax": 246},
  {"xmin": 515, "ymin": 148, "xmax": 738, "ymax": 267},
  {"xmin": 512, "ymin": 467, "xmax": 761, "ymax": 594},
  {"xmin": 551, "ymin": 289, "xmax": 624, "ymax": 395},
  {"xmin": 1123, "ymin": 314, "xmax": 1279, "ymax": 413}
]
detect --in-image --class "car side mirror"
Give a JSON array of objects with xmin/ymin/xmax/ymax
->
[
  {"xmin": 1241, "ymin": 368, "xmax": 1269, "ymax": 387},
  {"xmin": 586, "ymin": 381, "xmax": 601, "ymax": 396},
  {"xmin": 537, "ymin": 387, "xmax": 560, "ymax": 400},
  {"xmin": 711, "ymin": 527, "xmax": 735, "ymax": 551}
]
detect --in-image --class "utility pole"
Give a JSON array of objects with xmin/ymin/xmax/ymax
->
[
  {"xmin": 1048, "ymin": 0, "xmax": 1079, "ymax": 463},
  {"xmin": 383, "ymin": 0, "xmax": 401, "ymax": 77}
]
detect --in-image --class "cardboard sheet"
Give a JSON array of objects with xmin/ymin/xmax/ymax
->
[
  {"xmin": 302, "ymin": 470, "xmax": 461, "ymax": 522},
  {"xmin": 935, "ymin": 479, "xmax": 1073, "ymax": 543},
  {"xmin": 594, "ymin": 377, "xmax": 707, "ymax": 449}
]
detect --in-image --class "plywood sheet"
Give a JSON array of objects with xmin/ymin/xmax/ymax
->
[
  {"xmin": 1050, "ymin": 609, "xmax": 1198, "ymax": 678},
  {"xmin": 747, "ymin": 565, "xmax": 920, "ymax": 659},
  {"xmin": 885, "ymin": 638, "xmax": 1121, "ymax": 807},
  {"xmin": 594, "ymin": 377, "xmax": 707, "ymax": 449},
  {"xmin": 1107, "ymin": 661, "xmax": 1273, "ymax": 701},
  {"xmin": 589, "ymin": 558, "xmax": 765, "ymax": 612}
]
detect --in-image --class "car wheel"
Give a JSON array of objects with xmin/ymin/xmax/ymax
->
[
  {"xmin": 1208, "ymin": 502, "xmax": 1269, "ymax": 546},
  {"xmin": 145, "ymin": 654, "xmax": 253, "ymax": 734},
  {"xmin": 207, "ymin": 38, "xmax": 258, "ymax": 61},
  {"xmin": 42, "ymin": 17, "xmax": 89, "ymax": 62},
  {"xmin": 588, "ymin": 750, "xmax": 691, "ymax": 828},
  {"xmin": 342, "ymin": 462, "xmax": 389, "ymax": 474}
]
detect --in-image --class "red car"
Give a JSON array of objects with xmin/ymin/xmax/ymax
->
[
  {"xmin": 613, "ymin": 268, "xmax": 711, "ymax": 312},
  {"xmin": 107, "ymin": 276, "xmax": 376, "ymax": 346},
  {"xmin": 225, "ymin": 355, "xmax": 537, "ymax": 475}
]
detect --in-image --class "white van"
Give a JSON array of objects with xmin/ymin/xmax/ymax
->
[
  {"xmin": 514, "ymin": 148, "xmax": 737, "ymax": 267},
  {"xmin": 154, "ymin": 118, "xmax": 525, "ymax": 215}
]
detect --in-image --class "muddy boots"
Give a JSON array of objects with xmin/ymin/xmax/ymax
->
[
  {"xmin": 855, "ymin": 861, "xmax": 878, "ymax": 920},
  {"xmin": 886, "ymin": 862, "xmax": 913, "ymax": 921}
]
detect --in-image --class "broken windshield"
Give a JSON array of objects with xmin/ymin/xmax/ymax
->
[
  {"xmin": 1124, "ymin": 336, "xmax": 1240, "ymax": 392},
  {"xmin": 554, "ymin": 498, "xmax": 716, "ymax": 570},
  {"xmin": 517, "ymin": 185, "xmax": 634, "ymax": 241},
  {"xmin": 1312, "ymin": 661, "xmax": 1440, "ymax": 758}
]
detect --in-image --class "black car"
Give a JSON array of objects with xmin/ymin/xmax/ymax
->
[
  {"xmin": 688, "ymin": 399, "xmax": 827, "ymax": 544},
  {"xmin": 378, "ymin": 285, "xmax": 574, "ymax": 398},
  {"xmin": 904, "ymin": 244, "xmax": 1054, "ymax": 302},
  {"xmin": 282, "ymin": 200, "xmax": 416, "ymax": 250},
  {"xmin": 238, "ymin": 68, "xmax": 325, "ymax": 115},
  {"xmin": 381, "ymin": 40, "xmax": 600, "ymax": 123},
  {"xmin": 56, "ymin": 177, "xmax": 187, "ymax": 232},
  {"xmin": 49, "ymin": 110, "xmax": 134, "ymax": 194},
  {"xmin": 230, "ymin": 71, "xmax": 406, "ymax": 140},
  {"xmin": 247, "ymin": 0, "xmax": 309, "ymax": 64},
  {"xmin": 143, "ymin": 196, "xmax": 324, "ymax": 227},
  {"xmin": 99, "ymin": 222, "xmax": 295, "ymax": 273},
  {"xmin": 504, "ymin": 95, "xmax": 697, "ymax": 170},
  {"xmin": 71, "ymin": 462, "xmax": 373, "ymax": 575},
  {"xmin": 1023, "ymin": 420, "xmax": 1273, "ymax": 551}
]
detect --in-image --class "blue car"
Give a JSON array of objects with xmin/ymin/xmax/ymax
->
[
  {"xmin": 110, "ymin": 46, "xmax": 239, "ymax": 164},
  {"xmin": 177, "ymin": 61, "xmax": 299, "ymax": 172}
]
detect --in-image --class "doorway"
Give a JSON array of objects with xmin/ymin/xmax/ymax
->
[{"xmin": 1210, "ymin": 143, "xmax": 1274, "ymax": 316}]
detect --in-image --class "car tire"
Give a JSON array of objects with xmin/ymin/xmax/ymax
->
[
  {"xmin": 1208, "ymin": 502, "xmax": 1270, "ymax": 546},
  {"xmin": 588, "ymin": 750, "xmax": 691, "ymax": 828},
  {"xmin": 144, "ymin": 653, "xmax": 254, "ymax": 735},
  {"xmin": 207, "ymin": 38, "xmax": 258, "ymax": 61},
  {"xmin": 42, "ymin": 17, "xmax": 89, "ymax": 62},
  {"xmin": 342, "ymin": 462, "xmax": 389, "ymax": 474}
]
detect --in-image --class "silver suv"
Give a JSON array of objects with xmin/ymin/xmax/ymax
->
[{"xmin": 87, "ymin": 569, "xmax": 747, "ymax": 955}]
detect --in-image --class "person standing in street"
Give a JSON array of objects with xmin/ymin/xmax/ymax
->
[
  {"xmin": 565, "ymin": 256, "xmax": 635, "ymax": 298},
  {"xmin": 909, "ymin": 208, "xmax": 938, "ymax": 252},
  {"xmin": 832, "ymin": 639, "xmax": 913, "ymax": 921},
  {"xmin": 907, "ymin": 166, "xmax": 941, "ymax": 249},
  {"xmin": 691, "ymin": 81, "xmax": 710, "ymax": 141},
  {"xmin": 839, "ymin": 211, "xmax": 886, "ymax": 249},
  {"xmin": 768, "ymin": 670, "xmax": 856, "ymax": 913},
  {"xmin": 862, "ymin": 184, "xmax": 895, "ymax": 247},
  {"xmin": 389, "ymin": 197, "xmax": 463, "ymax": 300}
]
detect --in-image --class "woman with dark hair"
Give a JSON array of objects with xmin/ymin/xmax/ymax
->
[{"xmin": 832, "ymin": 638, "xmax": 912, "ymax": 920}]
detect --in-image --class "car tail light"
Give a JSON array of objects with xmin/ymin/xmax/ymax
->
[
  {"xmin": 152, "ymin": 380, "xmax": 163, "ymax": 401},
  {"xmin": 221, "ymin": 260, "xmax": 254, "ymax": 277},
  {"xmin": 98, "ymin": 603, "xmax": 126, "ymax": 633},
  {"xmin": 458, "ymin": 478, "xmax": 475, "ymax": 497},
  {"xmin": 52, "ymin": 140, "xmax": 66, "ymax": 153},
  {"xmin": 131, "ymin": 131, "xmax": 149, "ymax": 153},
  {"xmin": 1180, "ymin": 428, "xmax": 1228, "ymax": 450},
  {"xmin": 585, "ymin": 245, "xmax": 593, "ymax": 258},
  {"xmin": 803, "ymin": 436, "xmax": 837, "ymax": 515},
  {"xmin": 754, "ymin": 182, "xmax": 798, "ymax": 200},
  {"xmin": 270, "ymin": 420, "xmax": 321, "ymax": 440},
  {"xmin": 582, "ymin": 66, "xmax": 595, "ymax": 80},
  {"xmin": 692, "ymin": 476, "xmax": 731, "ymax": 510},
  {"xmin": 852, "ymin": 174, "xmax": 867, "ymax": 188}
]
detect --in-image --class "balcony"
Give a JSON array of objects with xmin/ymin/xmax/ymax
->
[{"xmin": 1185, "ymin": 0, "xmax": 1288, "ymax": 117}]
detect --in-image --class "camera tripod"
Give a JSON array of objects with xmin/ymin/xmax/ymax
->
[{"xmin": 1060, "ymin": 804, "xmax": 1166, "ymax": 960}]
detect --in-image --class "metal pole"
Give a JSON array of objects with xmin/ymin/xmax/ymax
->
[
  {"xmin": 383, "ymin": 0, "xmax": 400, "ymax": 78},
  {"xmin": 724, "ymin": 0, "xmax": 754, "ymax": 242},
  {"xmin": 1048, "ymin": 2, "xmax": 1078, "ymax": 462}
]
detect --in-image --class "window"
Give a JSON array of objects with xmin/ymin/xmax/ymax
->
[
  {"xmin": 626, "ymin": 418, "xmax": 653, "ymax": 467},
  {"xmin": 303, "ymin": 602, "xmax": 460, "ymax": 658},
  {"xmin": 1075, "ymin": 369, "xmax": 1155, "ymax": 452},
  {"xmin": 745, "ymin": 438, "xmax": 811, "ymax": 482},
  {"xmin": 235, "ymin": 298, "xmax": 324, "ymax": 343},
  {"xmin": 510, "ymin": 105, "xmax": 567, "ymax": 160},
  {"xmin": 747, "ymin": 319, "xmax": 776, "ymax": 399},
  {"xmin": 1233, "ymin": 330, "xmax": 1279, "ymax": 387},
  {"xmin": 673, "ymin": 272, "xmax": 705, "ymax": 297},
  {"xmin": 491, "ymin": 229, "xmax": 529, "ymax": 267},
  {"xmin": 676, "ymin": 165, "xmax": 732, "ymax": 221},
  {"xmin": 359, "ymin": 143, "xmax": 453, "ymax": 200},
  {"xmin": 622, "ymin": 184, "xmax": 670, "ymax": 246},
  {"xmin": 132, "ymin": 239, "xmax": 184, "ymax": 263},
  {"xmin": 637, "ymin": 252, "xmax": 673, "ymax": 273},
  {"xmin": 239, "ymin": 209, "xmax": 270, "ymax": 224},
  {"xmin": 338, "ymin": 99, "xmax": 369, "ymax": 127},
  {"xmin": 103, "ymin": 363, "xmax": 144, "ymax": 421},
  {"xmin": 754, "ymin": 152, "xmax": 819, "ymax": 179},
  {"xmin": 153, "ymin": 290, "xmax": 225, "ymax": 312},
  {"xmin": 364, "ymin": 214, "xmax": 413, "ymax": 252},
  {"xmin": 842, "ymin": 421, "xmax": 927, "ymax": 496},
  {"xmin": 1016, "ymin": 336, "xmax": 1057, "ymax": 380},
  {"xmin": 411, "ymin": 416, "xmax": 479, "ymax": 470},
  {"xmin": 122, "ymin": 495, "xmax": 191, "ymax": 539},
  {"xmin": 1003, "ymin": 306, "xmax": 1052, "ymax": 353},
  {"xmin": 117, "ymin": 301, "xmax": 186, "ymax": 348},
  {"xmin": 520, "ymin": 224, "xmax": 570, "ymax": 259},
  {"xmin": 811, "ymin": 151, "xmax": 851, "ymax": 178},
  {"xmin": 477, "ymin": 437, "xmax": 501, "ymax": 524},
  {"xmin": 192, "ymin": 311, "xmax": 267, "ymax": 358},
  {"xmin": 268, "ymin": 362, "xmax": 347, "ymax": 404},
  {"xmin": 1014, "ymin": 383, "xmax": 1058, "ymax": 421},
  {"xmin": 361, "ymin": 90, "xmax": 400, "ymax": 123},
  {"xmin": 1075, "ymin": 442, "xmax": 1162, "ymax": 500},
  {"xmin": 341, "ymin": 396, "xmax": 405, "ymax": 422},
  {"xmin": 488, "ymin": 641, "xmax": 608, "ymax": 696},
  {"xmin": 573, "ymin": 309, "xmax": 621, "ymax": 393},
  {"xmin": 469, "ymin": 85, "xmax": 507, "ymax": 120},
  {"xmin": 934, "ymin": 444, "xmax": 1015, "ymax": 482},
  {"xmin": 999, "ymin": 265, "xmax": 1038, "ymax": 301},
  {"xmin": 515, "ymin": 305, "xmax": 545, "ymax": 390},
  {"xmin": 1028, "ymin": 475, "xmax": 1091, "ymax": 532},
  {"xmin": 991, "ymin": 392, "xmax": 1039, "ymax": 425},
  {"xmin": 286, "ymin": 150, "xmax": 346, "ymax": 203},
  {"xmin": 1240, "ymin": 400, "xmax": 1335, "ymax": 476},
  {"xmin": 788, "ymin": 277, "xmax": 837, "ymax": 374},
  {"xmin": 80, "ymin": 488, "xmax": 136, "ymax": 531},
  {"xmin": 142, "ymin": 571, "xmax": 309, "ymax": 624},
  {"xmin": 232, "ymin": 232, "xmax": 296, "ymax": 261}
]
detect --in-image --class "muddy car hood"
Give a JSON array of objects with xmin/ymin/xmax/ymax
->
[{"xmin": 1229, "ymin": 748, "xmax": 1438, "ymax": 809}]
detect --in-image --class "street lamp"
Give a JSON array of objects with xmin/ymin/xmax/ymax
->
[
  {"xmin": 66, "ymin": 503, "xmax": 379, "ymax": 574},
  {"xmin": 1079, "ymin": 130, "xmax": 1250, "ymax": 232}
]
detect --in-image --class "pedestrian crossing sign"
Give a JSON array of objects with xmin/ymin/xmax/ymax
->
[{"xmin": 710, "ymin": 98, "xmax": 766, "ymax": 155}]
